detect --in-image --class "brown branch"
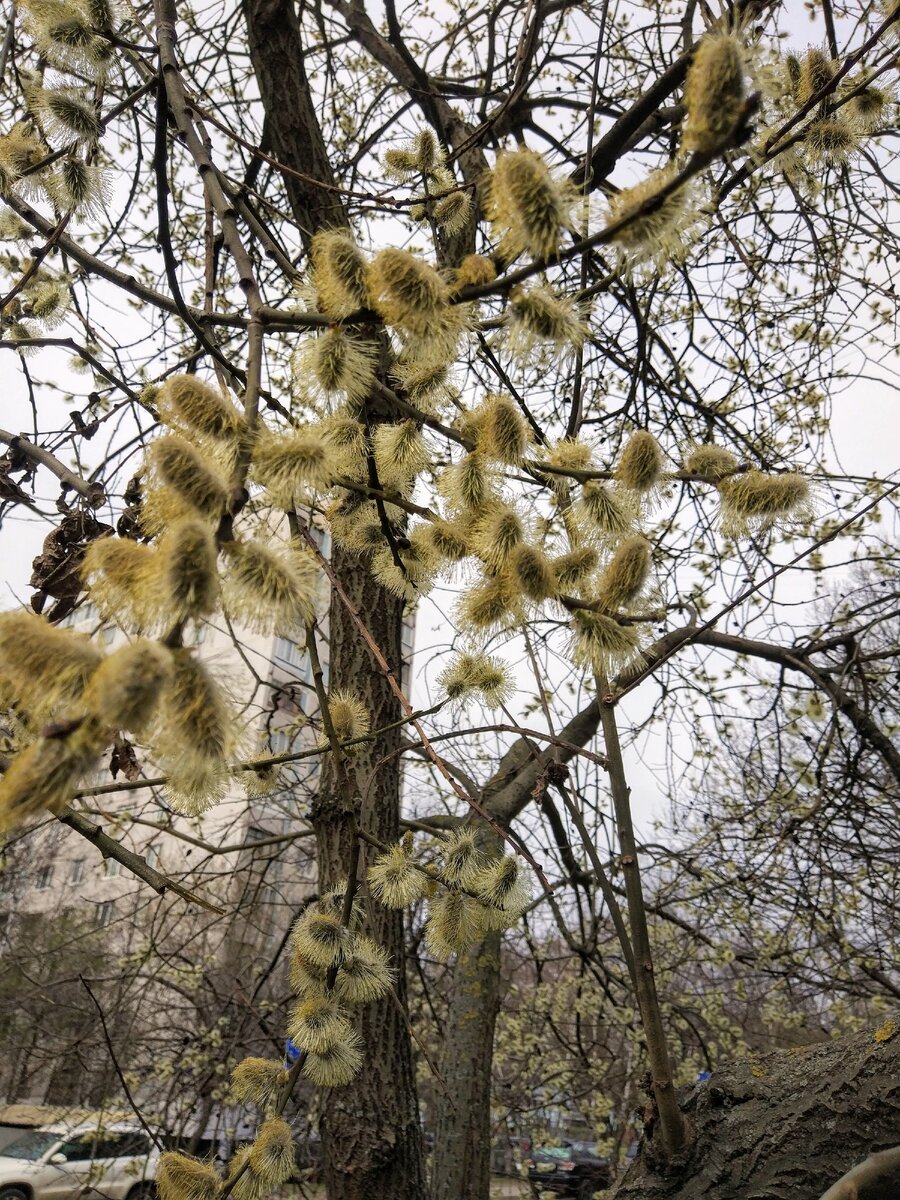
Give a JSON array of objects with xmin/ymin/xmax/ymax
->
[
  {"xmin": 818, "ymin": 1146, "xmax": 900, "ymax": 1200},
  {"xmin": 57, "ymin": 806, "xmax": 224, "ymax": 913},
  {"xmin": 0, "ymin": 428, "xmax": 105, "ymax": 505}
]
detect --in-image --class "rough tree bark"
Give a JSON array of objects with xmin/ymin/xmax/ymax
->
[
  {"xmin": 614, "ymin": 1017, "xmax": 900, "ymax": 1200},
  {"xmin": 241, "ymin": 2, "xmax": 427, "ymax": 1195}
]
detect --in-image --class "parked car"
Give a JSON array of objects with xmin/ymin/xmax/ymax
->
[
  {"xmin": 0, "ymin": 1122, "xmax": 160, "ymax": 1200},
  {"xmin": 523, "ymin": 1139, "xmax": 611, "ymax": 1199}
]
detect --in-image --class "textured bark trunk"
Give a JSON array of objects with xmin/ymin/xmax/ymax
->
[
  {"xmin": 429, "ymin": 707, "xmax": 602, "ymax": 1200},
  {"xmin": 239, "ymin": 3, "xmax": 427, "ymax": 1193},
  {"xmin": 430, "ymin": 828, "xmax": 503, "ymax": 1200},
  {"xmin": 613, "ymin": 1017, "xmax": 900, "ymax": 1200},
  {"xmin": 311, "ymin": 544, "xmax": 426, "ymax": 1200}
]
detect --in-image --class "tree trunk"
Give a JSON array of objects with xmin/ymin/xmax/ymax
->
[
  {"xmin": 430, "ymin": 827, "xmax": 503, "ymax": 1200},
  {"xmin": 311, "ymin": 543, "xmax": 426, "ymax": 1200},
  {"xmin": 240, "ymin": 2, "xmax": 427, "ymax": 1192},
  {"xmin": 614, "ymin": 1017, "xmax": 900, "ymax": 1200},
  {"xmin": 429, "ymin": 705, "xmax": 602, "ymax": 1200}
]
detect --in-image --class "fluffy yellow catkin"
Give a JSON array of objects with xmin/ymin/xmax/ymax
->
[
  {"xmin": 717, "ymin": 470, "xmax": 810, "ymax": 533},
  {"xmin": 248, "ymin": 1120, "xmax": 295, "ymax": 1186},
  {"xmin": 795, "ymin": 47, "xmax": 834, "ymax": 105},
  {"xmin": 146, "ymin": 436, "xmax": 229, "ymax": 524},
  {"xmin": 506, "ymin": 285, "xmax": 587, "ymax": 355},
  {"xmin": 222, "ymin": 540, "xmax": 319, "ymax": 635},
  {"xmin": 478, "ymin": 394, "xmax": 529, "ymax": 464},
  {"xmin": 288, "ymin": 996, "xmax": 353, "ymax": 1055},
  {"xmin": 81, "ymin": 537, "xmax": 161, "ymax": 631},
  {"xmin": 683, "ymin": 444, "xmax": 739, "ymax": 481},
  {"xmin": 334, "ymin": 935, "xmax": 394, "ymax": 1004},
  {"xmin": 474, "ymin": 855, "xmax": 532, "ymax": 918},
  {"xmin": 367, "ymin": 248, "xmax": 448, "ymax": 336},
  {"xmin": 251, "ymin": 428, "xmax": 335, "ymax": 502},
  {"xmin": 440, "ymin": 829, "xmax": 483, "ymax": 888},
  {"xmin": 295, "ymin": 327, "xmax": 377, "ymax": 401},
  {"xmin": 489, "ymin": 148, "xmax": 572, "ymax": 259},
  {"xmin": 682, "ymin": 33, "xmax": 746, "ymax": 154},
  {"xmin": 804, "ymin": 117, "xmax": 858, "ymax": 165},
  {"xmin": 570, "ymin": 610, "xmax": 640, "ymax": 675},
  {"xmin": 156, "ymin": 374, "xmax": 246, "ymax": 442},
  {"xmin": 606, "ymin": 165, "xmax": 695, "ymax": 266},
  {"xmin": 323, "ymin": 690, "xmax": 369, "ymax": 744},
  {"xmin": 616, "ymin": 431, "xmax": 664, "ymax": 491},
  {"xmin": 459, "ymin": 573, "xmax": 520, "ymax": 633},
  {"xmin": 448, "ymin": 254, "xmax": 496, "ymax": 296},
  {"xmin": 81, "ymin": 640, "xmax": 172, "ymax": 733},
  {"xmin": 158, "ymin": 520, "xmax": 219, "ymax": 621},
  {"xmin": 372, "ymin": 420, "xmax": 429, "ymax": 488},
  {"xmin": 154, "ymin": 651, "xmax": 235, "ymax": 814},
  {"xmin": 578, "ymin": 482, "xmax": 634, "ymax": 537},
  {"xmin": 0, "ymin": 721, "xmax": 104, "ymax": 833},
  {"xmin": 310, "ymin": 229, "xmax": 370, "ymax": 318},
  {"xmin": 437, "ymin": 652, "xmax": 513, "ymax": 708},
  {"xmin": 596, "ymin": 536, "xmax": 651, "ymax": 613},
  {"xmin": 0, "ymin": 610, "xmax": 102, "ymax": 718},
  {"xmin": 302, "ymin": 1031, "xmax": 364, "ymax": 1087},
  {"xmin": 552, "ymin": 545, "xmax": 598, "ymax": 589},
  {"xmin": 425, "ymin": 891, "xmax": 485, "ymax": 958},
  {"xmin": 474, "ymin": 504, "xmax": 523, "ymax": 570},
  {"xmin": 224, "ymin": 1147, "xmax": 261, "ymax": 1200},
  {"xmin": 229, "ymin": 1058, "xmax": 287, "ymax": 1110},
  {"xmin": 510, "ymin": 543, "xmax": 556, "ymax": 601},
  {"xmin": 291, "ymin": 908, "xmax": 348, "ymax": 969},
  {"xmin": 368, "ymin": 843, "xmax": 426, "ymax": 907},
  {"xmin": 154, "ymin": 1153, "xmax": 220, "ymax": 1200}
]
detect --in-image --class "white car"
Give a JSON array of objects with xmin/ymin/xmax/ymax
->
[{"xmin": 0, "ymin": 1123, "xmax": 159, "ymax": 1200}]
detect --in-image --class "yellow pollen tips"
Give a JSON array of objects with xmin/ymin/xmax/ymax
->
[
  {"xmin": 310, "ymin": 229, "xmax": 370, "ymax": 318},
  {"xmin": 302, "ymin": 1031, "xmax": 364, "ymax": 1087},
  {"xmin": 288, "ymin": 996, "xmax": 353, "ymax": 1055},
  {"xmin": 81, "ymin": 640, "xmax": 172, "ymax": 733},
  {"xmin": 368, "ymin": 844, "xmax": 427, "ymax": 908},
  {"xmin": 222, "ymin": 540, "xmax": 319, "ymax": 636},
  {"xmin": 248, "ymin": 1120, "xmax": 295, "ymax": 1186},
  {"xmin": 0, "ymin": 610, "xmax": 102, "ymax": 719},
  {"xmin": 367, "ymin": 248, "xmax": 448, "ymax": 336},
  {"xmin": 682, "ymin": 33, "xmax": 747, "ymax": 155},
  {"xmin": 683, "ymin": 444, "xmax": 739, "ymax": 481},
  {"xmin": 616, "ymin": 431, "xmax": 664, "ymax": 491},
  {"xmin": 155, "ymin": 1153, "xmax": 220, "ymax": 1200},
  {"xmin": 425, "ymin": 891, "xmax": 485, "ymax": 958},
  {"xmin": 717, "ymin": 470, "xmax": 811, "ymax": 534},
  {"xmin": 437, "ymin": 652, "xmax": 513, "ymax": 708},
  {"xmin": 489, "ymin": 148, "xmax": 572, "ymax": 260},
  {"xmin": 156, "ymin": 373, "xmax": 246, "ymax": 442},
  {"xmin": 596, "ymin": 536, "xmax": 651, "ymax": 613},
  {"xmin": 145, "ymin": 436, "xmax": 229, "ymax": 525},
  {"xmin": 229, "ymin": 1058, "xmax": 287, "ymax": 1111}
]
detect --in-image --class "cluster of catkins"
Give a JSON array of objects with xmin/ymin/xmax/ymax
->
[
  {"xmin": 0, "ymin": 0, "xmax": 120, "ymax": 340},
  {"xmin": 155, "ymin": 1114, "xmax": 295, "ymax": 1200},
  {"xmin": 368, "ymin": 828, "xmax": 533, "ymax": 959},
  {"xmin": 0, "ymin": 370, "xmax": 326, "ymax": 829}
]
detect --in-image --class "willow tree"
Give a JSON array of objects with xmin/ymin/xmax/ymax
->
[{"xmin": 0, "ymin": 0, "xmax": 899, "ymax": 1198}]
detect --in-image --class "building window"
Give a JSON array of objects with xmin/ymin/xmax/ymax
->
[
  {"xmin": 274, "ymin": 637, "xmax": 307, "ymax": 671},
  {"xmin": 145, "ymin": 845, "xmax": 160, "ymax": 870},
  {"xmin": 70, "ymin": 859, "xmax": 85, "ymax": 884},
  {"xmin": 104, "ymin": 857, "xmax": 121, "ymax": 878},
  {"xmin": 96, "ymin": 901, "xmax": 113, "ymax": 928},
  {"xmin": 34, "ymin": 865, "xmax": 54, "ymax": 890}
]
